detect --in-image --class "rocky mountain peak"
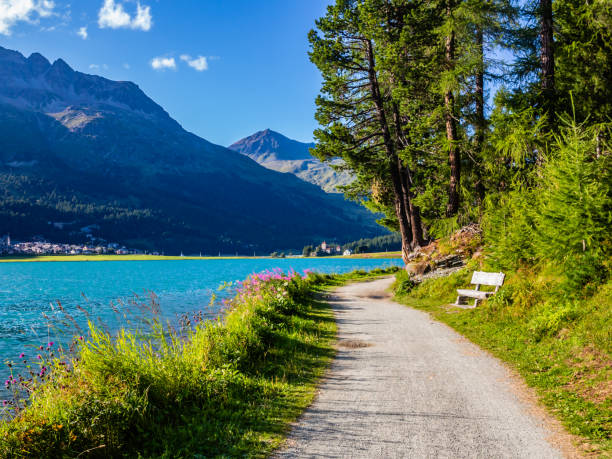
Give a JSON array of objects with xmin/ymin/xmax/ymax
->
[
  {"xmin": 51, "ymin": 58, "xmax": 73, "ymax": 73},
  {"xmin": 0, "ymin": 46, "xmax": 24, "ymax": 63},
  {"xmin": 229, "ymin": 129, "xmax": 352, "ymax": 193},
  {"xmin": 27, "ymin": 52, "xmax": 51, "ymax": 74},
  {"xmin": 0, "ymin": 46, "xmax": 174, "ymax": 125},
  {"xmin": 229, "ymin": 129, "xmax": 315, "ymax": 162}
]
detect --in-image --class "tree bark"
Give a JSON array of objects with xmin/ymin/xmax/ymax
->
[
  {"xmin": 390, "ymin": 101, "xmax": 424, "ymax": 249},
  {"xmin": 540, "ymin": 0, "xmax": 555, "ymax": 124},
  {"xmin": 390, "ymin": 161, "xmax": 414, "ymax": 263},
  {"xmin": 401, "ymin": 165, "xmax": 425, "ymax": 248},
  {"xmin": 445, "ymin": 0, "xmax": 460, "ymax": 217}
]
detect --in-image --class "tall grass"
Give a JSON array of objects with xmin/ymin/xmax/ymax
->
[{"xmin": 0, "ymin": 268, "xmax": 341, "ymax": 457}]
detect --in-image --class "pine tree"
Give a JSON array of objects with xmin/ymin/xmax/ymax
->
[{"xmin": 309, "ymin": 0, "xmax": 427, "ymax": 262}]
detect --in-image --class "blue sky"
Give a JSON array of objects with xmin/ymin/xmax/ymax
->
[{"xmin": 0, "ymin": 0, "xmax": 331, "ymax": 146}]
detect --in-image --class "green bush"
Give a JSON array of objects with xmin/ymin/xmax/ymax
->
[
  {"xmin": 535, "ymin": 124, "xmax": 612, "ymax": 288},
  {"xmin": 393, "ymin": 270, "xmax": 417, "ymax": 295},
  {"xmin": 482, "ymin": 189, "xmax": 538, "ymax": 270},
  {"xmin": 483, "ymin": 121, "xmax": 611, "ymax": 289},
  {"xmin": 528, "ymin": 300, "xmax": 583, "ymax": 341}
]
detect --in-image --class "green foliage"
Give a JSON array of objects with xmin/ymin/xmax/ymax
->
[
  {"xmin": 482, "ymin": 189, "xmax": 538, "ymax": 269},
  {"xmin": 528, "ymin": 299, "xmax": 582, "ymax": 341},
  {"xmin": 483, "ymin": 121, "xmax": 611, "ymax": 289},
  {"xmin": 392, "ymin": 269, "xmax": 417, "ymax": 296},
  {"xmin": 342, "ymin": 233, "xmax": 401, "ymax": 253},
  {"xmin": 536, "ymin": 122, "xmax": 612, "ymax": 288},
  {"xmin": 426, "ymin": 216, "xmax": 462, "ymax": 240},
  {"xmin": 554, "ymin": 0, "xmax": 612, "ymax": 124}
]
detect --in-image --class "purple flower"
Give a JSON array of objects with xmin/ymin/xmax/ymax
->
[
  {"xmin": 2, "ymin": 400, "xmax": 7, "ymax": 406},
  {"xmin": 19, "ymin": 353, "xmax": 25, "ymax": 359},
  {"xmin": 48, "ymin": 342, "xmax": 54, "ymax": 347},
  {"xmin": 37, "ymin": 355, "xmax": 42, "ymax": 360}
]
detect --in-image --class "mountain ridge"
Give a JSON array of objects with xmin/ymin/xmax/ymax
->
[
  {"xmin": 229, "ymin": 129, "xmax": 353, "ymax": 193},
  {"xmin": 0, "ymin": 46, "xmax": 379, "ymax": 253}
]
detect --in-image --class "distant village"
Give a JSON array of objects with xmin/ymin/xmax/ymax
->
[
  {"xmin": 304, "ymin": 241, "xmax": 353, "ymax": 257},
  {"xmin": 0, "ymin": 234, "xmax": 151, "ymax": 256}
]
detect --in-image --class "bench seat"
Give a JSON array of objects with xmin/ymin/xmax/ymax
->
[
  {"xmin": 455, "ymin": 271, "xmax": 505, "ymax": 308},
  {"xmin": 456, "ymin": 289, "xmax": 491, "ymax": 300}
]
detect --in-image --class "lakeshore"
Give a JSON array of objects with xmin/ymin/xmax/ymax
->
[
  {"xmin": 0, "ymin": 257, "xmax": 404, "ymax": 388},
  {"xmin": 0, "ymin": 252, "xmax": 402, "ymax": 263}
]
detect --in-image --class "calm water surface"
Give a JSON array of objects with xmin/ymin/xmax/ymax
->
[{"xmin": 0, "ymin": 257, "xmax": 401, "ymax": 381}]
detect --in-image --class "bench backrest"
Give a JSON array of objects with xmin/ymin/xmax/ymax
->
[{"xmin": 471, "ymin": 271, "xmax": 505, "ymax": 287}]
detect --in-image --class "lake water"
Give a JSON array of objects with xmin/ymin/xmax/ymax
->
[{"xmin": 0, "ymin": 257, "xmax": 401, "ymax": 382}]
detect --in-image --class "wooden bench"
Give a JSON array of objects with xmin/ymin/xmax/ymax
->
[{"xmin": 455, "ymin": 271, "xmax": 505, "ymax": 308}]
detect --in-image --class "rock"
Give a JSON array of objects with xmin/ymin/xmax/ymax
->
[{"xmin": 406, "ymin": 260, "xmax": 431, "ymax": 276}]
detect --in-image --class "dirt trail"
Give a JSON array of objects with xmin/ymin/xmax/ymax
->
[{"xmin": 276, "ymin": 277, "xmax": 572, "ymax": 458}]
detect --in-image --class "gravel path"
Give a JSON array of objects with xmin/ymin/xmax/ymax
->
[{"xmin": 276, "ymin": 277, "xmax": 566, "ymax": 459}]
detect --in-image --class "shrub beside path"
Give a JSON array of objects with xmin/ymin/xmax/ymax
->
[{"xmin": 276, "ymin": 277, "xmax": 576, "ymax": 458}]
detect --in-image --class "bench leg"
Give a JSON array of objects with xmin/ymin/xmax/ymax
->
[
  {"xmin": 455, "ymin": 295, "xmax": 463, "ymax": 306},
  {"xmin": 473, "ymin": 298, "xmax": 480, "ymax": 308}
]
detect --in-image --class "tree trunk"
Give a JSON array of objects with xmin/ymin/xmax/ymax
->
[
  {"xmin": 540, "ymin": 0, "xmax": 555, "ymax": 124},
  {"xmin": 365, "ymin": 39, "xmax": 413, "ymax": 264},
  {"xmin": 398, "ymin": 163, "xmax": 425, "ymax": 248},
  {"xmin": 473, "ymin": 24, "xmax": 486, "ymax": 204},
  {"xmin": 406, "ymin": 189, "xmax": 425, "ymax": 248},
  {"xmin": 390, "ymin": 162, "xmax": 414, "ymax": 263},
  {"xmin": 445, "ymin": 0, "xmax": 460, "ymax": 217},
  {"xmin": 390, "ymin": 101, "xmax": 424, "ymax": 249}
]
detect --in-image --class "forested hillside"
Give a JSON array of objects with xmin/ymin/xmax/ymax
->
[{"xmin": 0, "ymin": 46, "xmax": 381, "ymax": 253}]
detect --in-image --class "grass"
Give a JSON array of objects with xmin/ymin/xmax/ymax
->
[
  {"xmin": 393, "ymin": 264, "xmax": 612, "ymax": 454},
  {"xmin": 0, "ymin": 267, "xmax": 397, "ymax": 457}
]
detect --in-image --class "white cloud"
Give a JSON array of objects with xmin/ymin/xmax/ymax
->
[
  {"xmin": 89, "ymin": 63, "xmax": 108, "ymax": 71},
  {"xmin": 122, "ymin": 62, "xmax": 130, "ymax": 69},
  {"xmin": 77, "ymin": 25, "xmax": 87, "ymax": 39},
  {"xmin": 150, "ymin": 56, "xmax": 175, "ymax": 71},
  {"xmin": 98, "ymin": 0, "xmax": 151, "ymax": 31},
  {"xmin": 98, "ymin": 0, "xmax": 130, "ymax": 28},
  {"xmin": 131, "ymin": 2, "xmax": 150, "ymax": 31},
  {"xmin": 0, "ymin": 0, "xmax": 55, "ymax": 36},
  {"xmin": 180, "ymin": 54, "xmax": 208, "ymax": 71}
]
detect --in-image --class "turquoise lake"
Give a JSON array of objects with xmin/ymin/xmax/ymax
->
[{"xmin": 0, "ymin": 257, "xmax": 402, "ymax": 383}]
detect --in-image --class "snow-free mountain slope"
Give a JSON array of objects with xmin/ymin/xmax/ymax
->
[
  {"xmin": 229, "ymin": 129, "xmax": 353, "ymax": 193},
  {"xmin": 0, "ymin": 46, "xmax": 378, "ymax": 253}
]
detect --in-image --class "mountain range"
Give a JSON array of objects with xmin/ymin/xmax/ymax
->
[
  {"xmin": 229, "ymin": 129, "xmax": 353, "ymax": 193},
  {"xmin": 0, "ymin": 46, "xmax": 379, "ymax": 253}
]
